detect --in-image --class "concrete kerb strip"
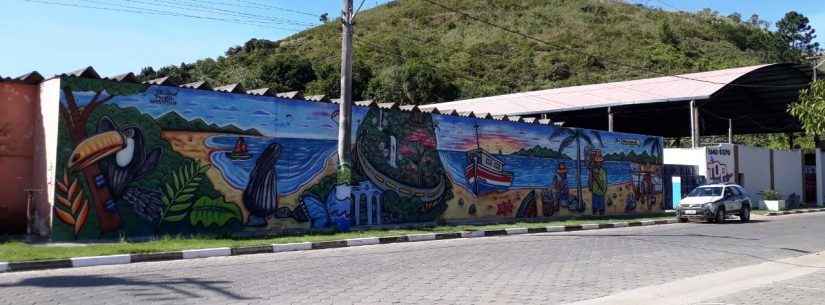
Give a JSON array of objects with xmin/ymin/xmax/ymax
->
[
  {"xmin": 345, "ymin": 237, "xmax": 380, "ymax": 247},
  {"xmin": 0, "ymin": 218, "xmax": 679, "ymax": 273},
  {"xmin": 406, "ymin": 233, "xmax": 437, "ymax": 242},
  {"xmin": 71, "ymin": 254, "xmax": 131, "ymax": 268},
  {"xmin": 504, "ymin": 227, "xmax": 529, "ymax": 235},
  {"xmin": 766, "ymin": 208, "xmax": 825, "ymax": 216},
  {"xmin": 272, "ymin": 242, "xmax": 312, "ymax": 253},
  {"xmin": 181, "ymin": 247, "xmax": 232, "ymax": 259}
]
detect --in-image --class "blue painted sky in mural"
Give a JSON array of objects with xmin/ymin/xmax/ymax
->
[
  {"xmin": 433, "ymin": 115, "xmax": 661, "ymax": 158},
  {"xmin": 66, "ymin": 87, "xmax": 368, "ymax": 140}
]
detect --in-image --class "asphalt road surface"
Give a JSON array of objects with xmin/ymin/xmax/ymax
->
[{"xmin": 3, "ymin": 213, "xmax": 825, "ymax": 305}]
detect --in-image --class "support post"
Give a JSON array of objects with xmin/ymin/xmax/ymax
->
[
  {"xmin": 338, "ymin": 0, "xmax": 354, "ymax": 171},
  {"xmin": 690, "ymin": 100, "xmax": 699, "ymax": 148},
  {"xmin": 728, "ymin": 118, "xmax": 733, "ymax": 144},
  {"xmin": 788, "ymin": 132, "xmax": 796, "ymax": 149},
  {"xmin": 607, "ymin": 107, "xmax": 614, "ymax": 132}
]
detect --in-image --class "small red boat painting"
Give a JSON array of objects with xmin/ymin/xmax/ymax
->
[
  {"xmin": 464, "ymin": 123, "xmax": 513, "ymax": 195},
  {"xmin": 226, "ymin": 136, "xmax": 253, "ymax": 161}
]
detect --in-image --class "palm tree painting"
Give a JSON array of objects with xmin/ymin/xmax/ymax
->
[
  {"xmin": 550, "ymin": 128, "xmax": 603, "ymax": 213},
  {"xmin": 642, "ymin": 137, "xmax": 663, "ymax": 162}
]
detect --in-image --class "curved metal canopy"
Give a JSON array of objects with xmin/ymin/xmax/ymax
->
[{"xmin": 421, "ymin": 63, "xmax": 813, "ymax": 137}]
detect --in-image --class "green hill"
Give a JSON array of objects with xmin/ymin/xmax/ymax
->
[
  {"xmin": 157, "ymin": 111, "xmax": 263, "ymax": 136},
  {"xmin": 138, "ymin": 0, "xmax": 807, "ymax": 105},
  {"xmin": 513, "ymin": 145, "xmax": 572, "ymax": 159}
]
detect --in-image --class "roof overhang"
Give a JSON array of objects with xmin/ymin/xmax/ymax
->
[{"xmin": 420, "ymin": 63, "xmax": 812, "ymax": 137}]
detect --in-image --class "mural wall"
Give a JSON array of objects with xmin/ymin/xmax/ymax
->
[{"xmin": 52, "ymin": 77, "xmax": 664, "ymax": 240}]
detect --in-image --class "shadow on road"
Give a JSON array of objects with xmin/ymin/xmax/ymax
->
[{"xmin": 0, "ymin": 274, "xmax": 257, "ymax": 302}]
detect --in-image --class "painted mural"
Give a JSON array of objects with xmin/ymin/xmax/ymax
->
[{"xmin": 52, "ymin": 77, "xmax": 664, "ymax": 240}]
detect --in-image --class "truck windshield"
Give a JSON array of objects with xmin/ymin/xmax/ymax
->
[{"xmin": 687, "ymin": 187, "xmax": 722, "ymax": 197}]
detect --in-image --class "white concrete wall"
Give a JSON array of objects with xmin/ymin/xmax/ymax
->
[
  {"xmin": 772, "ymin": 149, "xmax": 803, "ymax": 202},
  {"xmin": 36, "ymin": 78, "xmax": 61, "ymax": 235},
  {"xmin": 664, "ymin": 148, "xmax": 707, "ymax": 177},
  {"xmin": 737, "ymin": 145, "xmax": 772, "ymax": 205}
]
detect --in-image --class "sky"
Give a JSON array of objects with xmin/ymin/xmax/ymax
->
[{"xmin": 0, "ymin": 0, "xmax": 822, "ymax": 78}]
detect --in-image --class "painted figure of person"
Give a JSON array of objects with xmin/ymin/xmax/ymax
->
[
  {"xmin": 588, "ymin": 150, "xmax": 608, "ymax": 216},
  {"xmin": 547, "ymin": 163, "xmax": 569, "ymax": 215}
]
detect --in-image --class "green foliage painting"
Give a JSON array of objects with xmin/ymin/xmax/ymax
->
[
  {"xmin": 162, "ymin": 160, "xmax": 211, "ymax": 223},
  {"xmin": 189, "ymin": 197, "xmax": 243, "ymax": 228}
]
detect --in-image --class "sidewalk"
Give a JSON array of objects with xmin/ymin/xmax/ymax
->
[{"xmin": 1, "ymin": 214, "xmax": 677, "ymax": 273}]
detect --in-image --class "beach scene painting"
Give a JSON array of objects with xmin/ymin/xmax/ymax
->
[{"xmin": 51, "ymin": 76, "xmax": 663, "ymax": 241}]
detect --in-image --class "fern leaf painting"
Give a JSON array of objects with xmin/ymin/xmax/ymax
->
[
  {"xmin": 161, "ymin": 160, "xmax": 210, "ymax": 223},
  {"xmin": 190, "ymin": 197, "xmax": 243, "ymax": 227},
  {"xmin": 54, "ymin": 172, "xmax": 91, "ymax": 238}
]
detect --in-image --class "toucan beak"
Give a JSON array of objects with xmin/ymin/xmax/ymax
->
[{"xmin": 68, "ymin": 131, "xmax": 126, "ymax": 171}]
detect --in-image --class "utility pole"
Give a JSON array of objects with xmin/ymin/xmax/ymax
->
[{"xmin": 338, "ymin": 0, "xmax": 354, "ymax": 174}]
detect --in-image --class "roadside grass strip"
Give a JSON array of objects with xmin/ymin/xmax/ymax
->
[{"xmin": 0, "ymin": 215, "xmax": 677, "ymax": 273}]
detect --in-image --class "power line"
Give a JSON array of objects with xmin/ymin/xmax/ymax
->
[
  {"xmin": 235, "ymin": 0, "xmax": 322, "ymax": 18},
  {"xmin": 354, "ymin": 0, "xmax": 367, "ymax": 17},
  {"xmin": 23, "ymin": 0, "xmax": 308, "ymax": 31},
  {"xmin": 420, "ymin": 0, "xmax": 810, "ymax": 90},
  {"xmin": 124, "ymin": 0, "xmax": 318, "ymax": 27}
]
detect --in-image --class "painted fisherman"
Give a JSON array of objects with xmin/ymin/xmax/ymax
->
[
  {"xmin": 546, "ymin": 163, "xmax": 569, "ymax": 215},
  {"xmin": 588, "ymin": 149, "xmax": 608, "ymax": 216}
]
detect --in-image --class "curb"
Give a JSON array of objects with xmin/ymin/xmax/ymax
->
[
  {"xmin": 766, "ymin": 208, "xmax": 825, "ymax": 216},
  {"xmin": 0, "ymin": 218, "xmax": 678, "ymax": 273}
]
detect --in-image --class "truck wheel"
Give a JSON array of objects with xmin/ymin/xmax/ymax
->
[
  {"xmin": 715, "ymin": 207, "xmax": 726, "ymax": 224},
  {"xmin": 740, "ymin": 206, "xmax": 750, "ymax": 223}
]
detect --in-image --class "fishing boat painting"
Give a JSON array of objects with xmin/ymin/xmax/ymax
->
[
  {"xmin": 225, "ymin": 136, "xmax": 253, "ymax": 161},
  {"xmin": 465, "ymin": 148, "xmax": 514, "ymax": 195}
]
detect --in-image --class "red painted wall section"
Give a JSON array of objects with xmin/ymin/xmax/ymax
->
[{"xmin": 0, "ymin": 82, "xmax": 39, "ymax": 234}]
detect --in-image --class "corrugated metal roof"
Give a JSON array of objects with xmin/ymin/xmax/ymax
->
[
  {"xmin": 180, "ymin": 81, "xmax": 211, "ymax": 90},
  {"xmin": 144, "ymin": 76, "xmax": 172, "ymax": 85},
  {"xmin": 107, "ymin": 72, "xmax": 138, "ymax": 82},
  {"xmin": 214, "ymin": 83, "xmax": 245, "ymax": 93},
  {"xmin": 276, "ymin": 91, "xmax": 303, "ymax": 99},
  {"xmin": 305, "ymin": 94, "xmax": 329, "ymax": 102},
  {"xmin": 246, "ymin": 88, "xmax": 274, "ymax": 96},
  {"xmin": 419, "ymin": 64, "xmax": 772, "ymax": 116},
  {"xmin": 1, "ymin": 71, "xmax": 44, "ymax": 84}
]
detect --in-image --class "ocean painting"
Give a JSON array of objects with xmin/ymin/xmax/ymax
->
[{"xmin": 207, "ymin": 136, "xmax": 337, "ymax": 195}]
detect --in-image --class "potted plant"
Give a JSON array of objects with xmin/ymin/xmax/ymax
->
[{"xmin": 759, "ymin": 189, "xmax": 784, "ymax": 211}]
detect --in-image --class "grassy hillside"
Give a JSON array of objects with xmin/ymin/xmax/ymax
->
[{"xmin": 138, "ymin": 0, "xmax": 800, "ymax": 105}]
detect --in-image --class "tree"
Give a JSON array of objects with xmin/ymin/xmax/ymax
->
[
  {"xmin": 643, "ymin": 137, "xmax": 663, "ymax": 160},
  {"xmin": 138, "ymin": 67, "xmax": 158, "ymax": 81},
  {"xmin": 776, "ymin": 11, "xmax": 820, "ymax": 55},
  {"xmin": 549, "ymin": 128, "xmax": 603, "ymax": 212},
  {"xmin": 258, "ymin": 54, "xmax": 316, "ymax": 91},
  {"xmin": 366, "ymin": 60, "xmax": 459, "ymax": 105},
  {"xmin": 788, "ymin": 80, "xmax": 825, "ymax": 148}
]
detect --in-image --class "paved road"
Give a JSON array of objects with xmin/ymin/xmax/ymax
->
[{"xmin": 2, "ymin": 213, "xmax": 825, "ymax": 305}]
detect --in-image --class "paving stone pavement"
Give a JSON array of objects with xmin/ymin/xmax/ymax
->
[
  {"xmin": 3, "ymin": 213, "xmax": 825, "ymax": 305},
  {"xmin": 691, "ymin": 270, "xmax": 825, "ymax": 305}
]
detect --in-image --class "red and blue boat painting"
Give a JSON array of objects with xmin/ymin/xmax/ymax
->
[
  {"xmin": 465, "ymin": 148, "xmax": 514, "ymax": 195},
  {"xmin": 464, "ymin": 123, "xmax": 513, "ymax": 195}
]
